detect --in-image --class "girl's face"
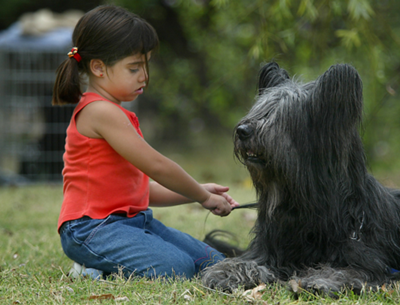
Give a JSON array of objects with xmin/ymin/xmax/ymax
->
[{"xmin": 95, "ymin": 53, "xmax": 150, "ymax": 104}]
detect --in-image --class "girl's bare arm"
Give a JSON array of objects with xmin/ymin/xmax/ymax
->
[
  {"xmin": 149, "ymin": 181, "xmax": 239, "ymax": 207},
  {"xmin": 76, "ymin": 100, "xmax": 233, "ymax": 215}
]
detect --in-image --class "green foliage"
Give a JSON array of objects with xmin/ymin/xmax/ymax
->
[
  {"xmin": 348, "ymin": 0, "xmax": 374, "ymax": 20},
  {"xmin": 109, "ymin": 0, "xmax": 400, "ymax": 170},
  {"xmin": 0, "ymin": 0, "xmax": 398, "ymax": 168}
]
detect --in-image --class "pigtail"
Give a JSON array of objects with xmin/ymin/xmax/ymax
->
[{"xmin": 52, "ymin": 56, "xmax": 82, "ymax": 105}]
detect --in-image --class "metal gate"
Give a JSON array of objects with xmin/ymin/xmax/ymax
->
[{"xmin": 0, "ymin": 48, "xmax": 74, "ymax": 183}]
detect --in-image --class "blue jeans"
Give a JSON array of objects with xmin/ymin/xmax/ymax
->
[{"xmin": 59, "ymin": 209, "xmax": 225, "ymax": 279}]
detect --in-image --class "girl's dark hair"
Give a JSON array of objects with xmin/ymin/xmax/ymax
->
[{"xmin": 52, "ymin": 5, "xmax": 159, "ymax": 105}]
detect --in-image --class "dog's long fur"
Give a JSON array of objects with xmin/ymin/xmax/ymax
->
[{"xmin": 202, "ymin": 62, "xmax": 400, "ymax": 295}]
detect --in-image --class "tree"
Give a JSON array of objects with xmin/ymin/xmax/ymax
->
[
  {"xmin": 2, "ymin": 0, "xmax": 398, "ymax": 167},
  {"xmin": 115, "ymin": 0, "xmax": 400, "ymax": 169}
]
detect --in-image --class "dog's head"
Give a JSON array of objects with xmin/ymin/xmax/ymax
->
[{"xmin": 235, "ymin": 62, "xmax": 365, "ymax": 190}]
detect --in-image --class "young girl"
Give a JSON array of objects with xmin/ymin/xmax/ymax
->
[{"xmin": 53, "ymin": 5, "xmax": 239, "ymax": 280}]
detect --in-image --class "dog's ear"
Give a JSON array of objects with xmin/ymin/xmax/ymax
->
[
  {"xmin": 258, "ymin": 62, "xmax": 290, "ymax": 95},
  {"xmin": 312, "ymin": 64, "xmax": 363, "ymax": 125}
]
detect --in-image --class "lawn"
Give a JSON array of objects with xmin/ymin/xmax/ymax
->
[{"xmin": 1, "ymin": 141, "xmax": 400, "ymax": 304}]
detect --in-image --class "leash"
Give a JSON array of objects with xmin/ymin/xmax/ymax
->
[
  {"xmin": 202, "ymin": 201, "xmax": 258, "ymax": 236},
  {"xmin": 232, "ymin": 202, "xmax": 258, "ymax": 210}
]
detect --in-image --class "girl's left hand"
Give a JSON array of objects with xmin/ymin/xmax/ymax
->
[{"xmin": 202, "ymin": 183, "xmax": 240, "ymax": 209}]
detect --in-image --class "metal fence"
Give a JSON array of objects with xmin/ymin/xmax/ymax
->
[{"xmin": 0, "ymin": 48, "xmax": 74, "ymax": 183}]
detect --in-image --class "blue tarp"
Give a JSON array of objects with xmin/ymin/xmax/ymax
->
[{"xmin": 0, "ymin": 22, "xmax": 72, "ymax": 50}]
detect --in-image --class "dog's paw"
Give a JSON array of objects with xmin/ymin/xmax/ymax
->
[
  {"xmin": 288, "ymin": 266, "xmax": 370, "ymax": 297},
  {"xmin": 201, "ymin": 259, "xmax": 275, "ymax": 292},
  {"xmin": 288, "ymin": 278, "xmax": 340, "ymax": 298}
]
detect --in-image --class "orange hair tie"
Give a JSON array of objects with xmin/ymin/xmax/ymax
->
[{"xmin": 68, "ymin": 47, "xmax": 82, "ymax": 63}]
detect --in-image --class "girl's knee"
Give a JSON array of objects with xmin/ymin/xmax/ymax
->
[
  {"xmin": 194, "ymin": 246, "xmax": 226, "ymax": 273},
  {"xmin": 137, "ymin": 254, "xmax": 195, "ymax": 279},
  {"xmin": 170, "ymin": 257, "xmax": 196, "ymax": 278}
]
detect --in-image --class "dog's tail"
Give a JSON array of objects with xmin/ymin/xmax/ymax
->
[{"xmin": 203, "ymin": 230, "xmax": 245, "ymax": 258}]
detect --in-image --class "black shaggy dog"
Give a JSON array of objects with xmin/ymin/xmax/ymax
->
[{"xmin": 202, "ymin": 62, "xmax": 400, "ymax": 295}]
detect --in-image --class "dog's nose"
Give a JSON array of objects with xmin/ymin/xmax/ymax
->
[{"xmin": 236, "ymin": 124, "xmax": 253, "ymax": 140}]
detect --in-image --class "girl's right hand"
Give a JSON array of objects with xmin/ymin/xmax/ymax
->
[{"xmin": 201, "ymin": 194, "xmax": 232, "ymax": 216}]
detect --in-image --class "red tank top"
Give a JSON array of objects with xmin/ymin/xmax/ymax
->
[{"xmin": 58, "ymin": 92, "xmax": 149, "ymax": 231}]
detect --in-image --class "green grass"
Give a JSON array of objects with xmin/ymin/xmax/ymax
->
[
  {"xmin": 2, "ymin": 140, "xmax": 400, "ymax": 304},
  {"xmin": 1, "ymin": 185, "xmax": 400, "ymax": 304}
]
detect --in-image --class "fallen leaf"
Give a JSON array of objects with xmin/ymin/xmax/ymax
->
[
  {"xmin": 243, "ymin": 283, "xmax": 267, "ymax": 300},
  {"xmin": 380, "ymin": 284, "xmax": 394, "ymax": 295},
  {"xmin": 88, "ymin": 294, "xmax": 115, "ymax": 300}
]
